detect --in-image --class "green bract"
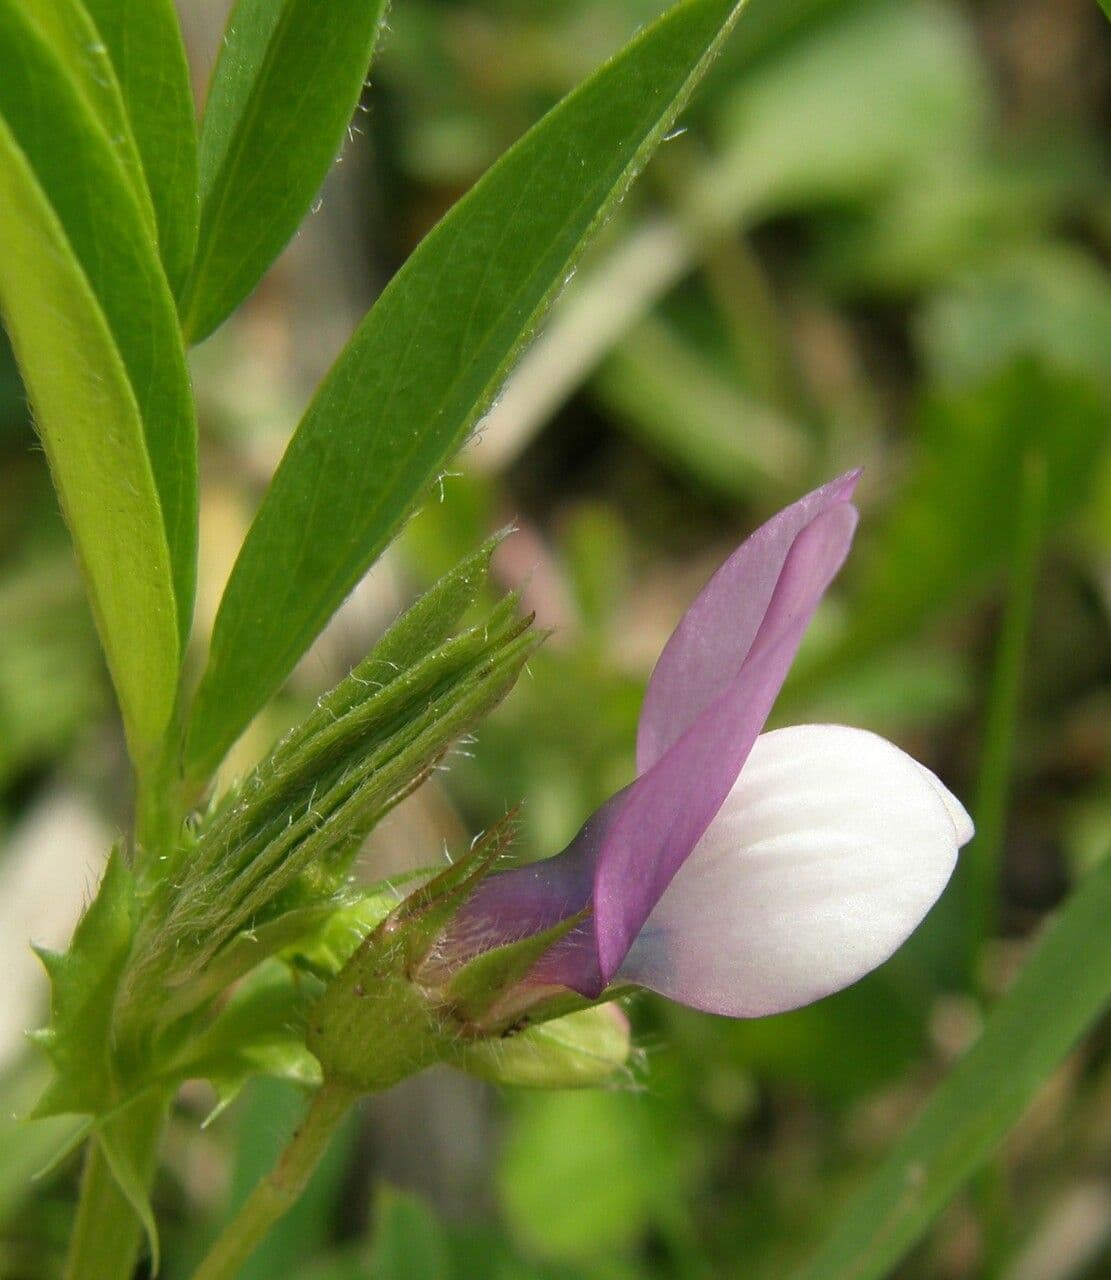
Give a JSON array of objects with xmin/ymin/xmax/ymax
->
[
  {"xmin": 31, "ymin": 850, "xmax": 136, "ymax": 1120},
  {"xmin": 25, "ymin": 551, "xmax": 553, "ymax": 1261},
  {"xmin": 124, "ymin": 587, "xmax": 541, "ymax": 1033}
]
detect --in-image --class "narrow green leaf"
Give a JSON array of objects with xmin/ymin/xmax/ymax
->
[
  {"xmin": 792, "ymin": 854, "xmax": 1111, "ymax": 1280},
  {"xmin": 0, "ymin": 0, "xmax": 198, "ymax": 647},
  {"xmin": 80, "ymin": 0, "xmax": 200, "ymax": 295},
  {"xmin": 474, "ymin": 0, "xmax": 985, "ymax": 465},
  {"xmin": 18, "ymin": 0, "xmax": 155, "ymax": 229},
  {"xmin": 0, "ymin": 119, "xmax": 179, "ymax": 758},
  {"xmin": 186, "ymin": 0, "xmax": 750, "ymax": 777},
  {"xmin": 182, "ymin": 0, "xmax": 390, "ymax": 342}
]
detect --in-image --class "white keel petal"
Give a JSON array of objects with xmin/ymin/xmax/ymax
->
[{"xmin": 620, "ymin": 724, "xmax": 971, "ymax": 1017}]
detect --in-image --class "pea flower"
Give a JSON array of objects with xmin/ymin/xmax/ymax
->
[{"xmin": 451, "ymin": 472, "xmax": 973, "ymax": 1018}]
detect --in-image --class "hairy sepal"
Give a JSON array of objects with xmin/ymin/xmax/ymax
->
[
  {"xmin": 306, "ymin": 821, "xmax": 516, "ymax": 1092},
  {"xmin": 31, "ymin": 848, "xmax": 136, "ymax": 1118}
]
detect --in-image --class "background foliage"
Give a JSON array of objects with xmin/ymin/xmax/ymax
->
[{"xmin": 0, "ymin": 0, "xmax": 1107, "ymax": 1277}]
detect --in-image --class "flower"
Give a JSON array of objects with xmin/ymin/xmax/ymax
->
[{"xmin": 446, "ymin": 473, "xmax": 973, "ymax": 1019}]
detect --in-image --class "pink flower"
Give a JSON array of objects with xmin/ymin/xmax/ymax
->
[{"xmin": 455, "ymin": 474, "xmax": 972, "ymax": 1017}]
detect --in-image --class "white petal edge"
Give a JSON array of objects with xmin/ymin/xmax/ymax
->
[
  {"xmin": 913, "ymin": 758, "xmax": 975, "ymax": 846},
  {"xmin": 619, "ymin": 724, "xmax": 972, "ymax": 1017}
]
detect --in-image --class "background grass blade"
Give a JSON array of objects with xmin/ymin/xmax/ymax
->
[
  {"xmin": 184, "ymin": 0, "xmax": 750, "ymax": 781},
  {"xmin": 182, "ymin": 0, "xmax": 390, "ymax": 343},
  {"xmin": 963, "ymin": 450, "xmax": 1047, "ymax": 986},
  {"xmin": 0, "ymin": 119, "xmax": 179, "ymax": 762},
  {"xmin": 80, "ymin": 0, "xmax": 199, "ymax": 296},
  {"xmin": 792, "ymin": 852, "xmax": 1111, "ymax": 1280},
  {"xmin": 0, "ymin": 0, "xmax": 198, "ymax": 643},
  {"xmin": 782, "ymin": 363, "xmax": 1108, "ymax": 712}
]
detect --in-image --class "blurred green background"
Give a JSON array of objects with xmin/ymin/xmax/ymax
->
[{"xmin": 0, "ymin": 0, "xmax": 1107, "ymax": 1276}]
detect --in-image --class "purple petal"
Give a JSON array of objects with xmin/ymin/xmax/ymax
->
[
  {"xmin": 593, "ymin": 500, "xmax": 859, "ymax": 984},
  {"xmin": 637, "ymin": 471, "xmax": 860, "ymax": 773}
]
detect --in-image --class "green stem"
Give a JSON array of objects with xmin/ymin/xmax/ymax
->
[
  {"xmin": 64, "ymin": 1110, "xmax": 164, "ymax": 1280},
  {"xmin": 135, "ymin": 733, "xmax": 183, "ymax": 858},
  {"xmin": 966, "ymin": 451, "xmax": 1048, "ymax": 991},
  {"xmin": 135, "ymin": 684, "xmax": 193, "ymax": 860},
  {"xmin": 191, "ymin": 1082, "xmax": 356, "ymax": 1280}
]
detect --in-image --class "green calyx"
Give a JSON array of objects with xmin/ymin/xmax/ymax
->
[
  {"xmin": 307, "ymin": 818, "xmax": 517, "ymax": 1093},
  {"xmin": 308, "ymin": 821, "xmax": 630, "ymax": 1095}
]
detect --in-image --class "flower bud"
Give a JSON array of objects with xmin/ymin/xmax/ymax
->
[{"xmin": 459, "ymin": 1003, "xmax": 632, "ymax": 1089}]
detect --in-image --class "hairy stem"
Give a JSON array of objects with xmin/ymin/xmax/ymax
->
[{"xmin": 191, "ymin": 1082, "xmax": 356, "ymax": 1280}]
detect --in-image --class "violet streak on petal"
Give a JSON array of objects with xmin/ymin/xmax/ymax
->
[
  {"xmin": 447, "ymin": 791, "xmax": 625, "ymax": 966},
  {"xmin": 591, "ymin": 501, "xmax": 859, "ymax": 985},
  {"xmin": 619, "ymin": 725, "xmax": 971, "ymax": 1017},
  {"xmin": 637, "ymin": 470, "xmax": 860, "ymax": 772}
]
